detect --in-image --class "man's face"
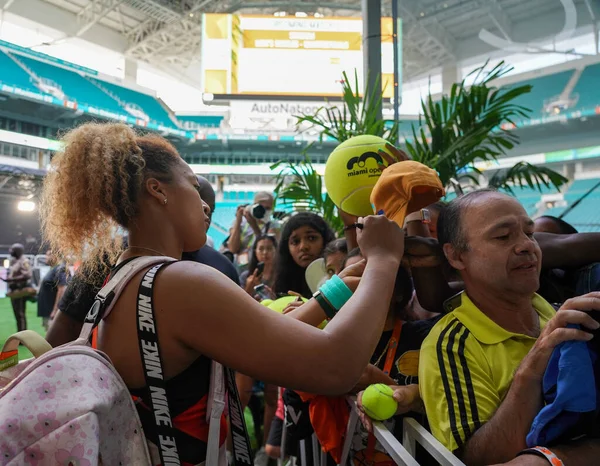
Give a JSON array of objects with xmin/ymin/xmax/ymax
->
[
  {"xmin": 449, "ymin": 193, "xmax": 542, "ymax": 298},
  {"xmin": 258, "ymin": 198, "xmax": 274, "ymax": 212}
]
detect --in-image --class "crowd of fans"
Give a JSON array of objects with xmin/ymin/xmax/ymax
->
[{"xmin": 4, "ymin": 121, "xmax": 600, "ymax": 466}]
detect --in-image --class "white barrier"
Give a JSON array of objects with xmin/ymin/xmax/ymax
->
[
  {"xmin": 403, "ymin": 418, "xmax": 465, "ymax": 466},
  {"xmin": 279, "ymin": 396, "xmax": 464, "ymax": 465}
]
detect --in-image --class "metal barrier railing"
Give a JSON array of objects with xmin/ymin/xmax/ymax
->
[
  {"xmin": 278, "ymin": 396, "xmax": 464, "ymax": 466},
  {"xmin": 403, "ymin": 418, "xmax": 465, "ymax": 466}
]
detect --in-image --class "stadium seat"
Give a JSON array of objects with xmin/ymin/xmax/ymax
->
[
  {"xmin": 213, "ymin": 202, "xmax": 239, "ymax": 231},
  {"xmin": 178, "ymin": 115, "xmax": 224, "ymax": 128},
  {"xmin": 503, "ymin": 185, "xmax": 558, "ymax": 216},
  {"xmin": 573, "ymin": 63, "xmax": 600, "ymax": 113},
  {"xmin": 90, "ymin": 78, "xmax": 178, "ymax": 129},
  {"xmin": 508, "ymin": 71, "xmax": 574, "ymax": 120},
  {"xmin": 0, "ymin": 50, "xmax": 41, "ymax": 94},
  {"xmin": 534, "ymin": 178, "xmax": 600, "ymax": 232},
  {"xmin": 16, "ymin": 55, "xmax": 124, "ymax": 114}
]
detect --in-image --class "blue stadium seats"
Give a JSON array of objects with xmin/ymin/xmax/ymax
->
[
  {"xmin": 91, "ymin": 78, "xmax": 177, "ymax": 128},
  {"xmin": 573, "ymin": 63, "xmax": 600, "ymax": 113},
  {"xmin": 223, "ymin": 191, "xmax": 257, "ymax": 202},
  {"xmin": 533, "ymin": 179, "xmax": 600, "ymax": 232},
  {"xmin": 0, "ymin": 50, "xmax": 41, "ymax": 93},
  {"xmin": 213, "ymin": 202, "xmax": 239, "ymax": 231},
  {"xmin": 208, "ymin": 229, "xmax": 229, "ymax": 249},
  {"xmin": 178, "ymin": 115, "xmax": 224, "ymax": 128},
  {"xmin": 503, "ymin": 185, "xmax": 552, "ymax": 216},
  {"xmin": 17, "ymin": 55, "xmax": 123, "ymax": 114},
  {"xmin": 509, "ymin": 71, "xmax": 574, "ymax": 120}
]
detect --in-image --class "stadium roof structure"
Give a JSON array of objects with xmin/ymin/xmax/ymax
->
[{"xmin": 3, "ymin": 0, "xmax": 599, "ymax": 83}]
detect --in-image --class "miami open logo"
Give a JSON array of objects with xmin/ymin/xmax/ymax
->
[{"xmin": 346, "ymin": 151, "xmax": 383, "ymax": 178}]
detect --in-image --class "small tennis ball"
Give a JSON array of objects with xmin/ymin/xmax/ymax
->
[
  {"xmin": 324, "ymin": 135, "xmax": 393, "ymax": 216},
  {"xmin": 362, "ymin": 383, "xmax": 398, "ymax": 421}
]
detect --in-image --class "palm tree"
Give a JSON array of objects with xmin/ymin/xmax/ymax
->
[{"xmin": 273, "ymin": 61, "xmax": 567, "ymax": 233}]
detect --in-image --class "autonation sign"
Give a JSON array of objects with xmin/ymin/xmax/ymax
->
[{"xmin": 230, "ymin": 101, "xmax": 327, "ymax": 119}]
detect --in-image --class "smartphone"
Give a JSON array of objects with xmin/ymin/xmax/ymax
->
[
  {"xmin": 254, "ymin": 284, "xmax": 273, "ymax": 301},
  {"xmin": 256, "ymin": 262, "xmax": 265, "ymax": 276}
]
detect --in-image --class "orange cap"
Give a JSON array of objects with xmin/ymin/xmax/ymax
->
[{"xmin": 370, "ymin": 161, "xmax": 445, "ymax": 227}]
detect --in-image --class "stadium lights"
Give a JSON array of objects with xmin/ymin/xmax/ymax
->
[
  {"xmin": 274, "ymin": 11, "xmax": 286, "ymax": 17},
  {"xmin": 295, "ymin": 12, "xmax": 308, "ymax": 17},
  {"xmin": 17, "ymin": 200, "xmax": 36, "ymax": 212},
  {"xmin": 3, "ymin": 259, "xmax": 9, "ymax": 268}
]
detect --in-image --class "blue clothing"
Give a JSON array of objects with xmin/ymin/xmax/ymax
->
[
  {"xmin": 527, "ymin": 324, "xmax": 599, "ymax": 446},
  {"xmin": 182, "ymin": 246, "xmax": 239, "ymax": 284}
]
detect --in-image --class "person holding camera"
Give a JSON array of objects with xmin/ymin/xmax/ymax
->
[{"xmin": 227, "ymin": 191, "xmax": 278, "ymax": 271}]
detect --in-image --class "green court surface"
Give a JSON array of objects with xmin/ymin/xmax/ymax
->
[{"xmin": 0, "ymin": 297, "xmax": 45, "ymax": 359}]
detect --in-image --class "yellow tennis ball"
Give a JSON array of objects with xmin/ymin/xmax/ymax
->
[
  {"xmin": 362, "ymin": 383, "xmax": 398, "ymax": 421},
  {"xmin": 324, "ymin": 135, "xmax": 392, "ymax": 216},
  {"xmin": 265, "ymin": 296, "xmax": 308, "ymax": 313}
]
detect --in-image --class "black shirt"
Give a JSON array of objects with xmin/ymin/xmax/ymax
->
[
  {"xmin": 181, "ymin": 246, "xmax": 239, "ymax": 284},
  {"xmin": 370, "ymin": 316, "xmax": 441, "ymax": 386},
  {"xmin": 37, "ymin": 264, "xmax": 68, "ymax": 318},
  {"xmin": 60, "ymin": 246, "xmax": 239, "ymax": 323}
]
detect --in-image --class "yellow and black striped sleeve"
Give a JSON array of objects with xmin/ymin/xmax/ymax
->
[{"xmin": 419, "ymin": 318, "xmax": 501, "ymax": 452}]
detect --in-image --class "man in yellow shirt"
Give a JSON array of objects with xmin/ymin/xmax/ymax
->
[{"xmin": 419, "ymin": 190, "xmax": 600, "ymax": 466}]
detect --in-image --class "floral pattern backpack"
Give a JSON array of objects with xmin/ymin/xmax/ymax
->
[
  {"xmin": 0, "ymin": 256, "xmax": 254, "ymax": 466},
  {"xmin": 0, "ymin": 257, "xmax": 169, "ymax": 466}
]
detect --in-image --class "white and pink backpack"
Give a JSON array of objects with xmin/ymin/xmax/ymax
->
[{"xmin": 0, "ymin": 257, "xmax": 253, "ymax": 466}]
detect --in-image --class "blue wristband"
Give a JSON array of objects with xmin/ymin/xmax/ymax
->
[{"xmin": 319, "ymin": 274, "xmax": 353, "ymax": 311}]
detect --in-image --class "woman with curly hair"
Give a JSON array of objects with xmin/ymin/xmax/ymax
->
[{"xmin": 40, "ymin": 122, "xmax": 405, "ymax": 465}]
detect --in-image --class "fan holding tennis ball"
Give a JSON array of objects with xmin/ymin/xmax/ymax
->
[
  {"xmin": 361, "ymin": 383, "xmax": 398, "ymax": 421},
  {"xmin": 325, "ymin": 135, "xmax": 394, "ymax": 217}
]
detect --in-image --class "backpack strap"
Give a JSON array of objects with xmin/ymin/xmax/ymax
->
[
  {"xmin": 224, "ymin": 366, "xmax": 254, "ymax": 465},
  {"xmin": 136, "ymin": 262, "xmax": 182, "ymax": 466},
  {"xmin": 75, "ymin": 256, "xmax": 175, "ymax": 346},
  {"xmin": 206, "ymin": 361, "xmax": 226, "ymax": 466},
  {"xmin": 136, "ymin": 263, "xmax": 253, "ymax": 466}
]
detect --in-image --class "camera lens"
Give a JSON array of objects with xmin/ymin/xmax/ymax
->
[{"xmin": 252, "ymin": 204, "xmax": 266, "ymax": 219}]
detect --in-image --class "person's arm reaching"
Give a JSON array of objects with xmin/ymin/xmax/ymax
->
[
  {"xmin": 491, "ymin": 438, "xmax": 600, "ymax": 466},
  {"xmin": 351, "ymin": 364, "xmax": 395, "ymax": 393},
  {"xmin": 171, "ymin": 215, "xmax": 405, "ymax": 395},
  {"xmin": 536, "ymin": 232, "xmax": 600, "ymax": 269},
  {"xmin": 227, "ymin": 205, "xmax": 245, "ymax": 254},
  {"xmin": 460, "ymin": 294, "xmax": 600, "ymax": 465},
  {"xmin": 404, "ymin": 236, "xmax": 456, "ymax": 313}
]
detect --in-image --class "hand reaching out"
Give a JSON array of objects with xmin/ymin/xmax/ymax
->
[
  {"xmin": 357, "ymin": 384, "xmax": 423, "ymax": 432},
  {"xmin": 377, "ymin": 143, "xmax": 410, "ymax": 171}
]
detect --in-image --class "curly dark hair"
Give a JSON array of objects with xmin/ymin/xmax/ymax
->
[
  {"xmin": 41, "ymin": 122, "xmax": 180, "ymax": 282},
  {"xmin": 273, "ymin": 212, "xmax": 335, "ymax": 298}
]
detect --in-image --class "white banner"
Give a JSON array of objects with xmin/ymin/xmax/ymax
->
[{"xmin": 229, "ymin": 100, "xmax": 326, "ymax": 119}]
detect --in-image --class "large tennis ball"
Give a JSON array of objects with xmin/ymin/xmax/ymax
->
[
  {"xmin": 325, "ymin": 135, "xmax": 392, "ymax": 216},
  {"xmin": 362, "ymin": 383, "xmax": 398, "ymax": 421},
  {"xmin": 263, "ymin": 296, "xmax": 307, "ymax": 313},
  {"xmin": 261, "ymin": 296, "xmax": 327, "ymax": 328}
]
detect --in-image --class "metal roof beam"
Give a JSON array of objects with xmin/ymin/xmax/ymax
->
[
  {"xmin": 76, "ymin": 0, "xmax": 126, "ymax": 37},
  {"xmin": 487, "ymin": 0, "xmax": 512, "ymax": 41},
  {"xmin": 125, "ymin": 0, "xmax": 215, "ymax": 55},
  {"xmin": 225, "ymin": 1, "xmax": 361, "ymax": 13},
  {"xmin": 123, "ymin": 0, "xmax": 181, "ymax": 22},
  {"xmin": 1, "ymin": 0, "xmax": 16, "ymax": 11},
  {"xmin": 398, "ymin": 3, "xmax": 456, "ymax": 60}
]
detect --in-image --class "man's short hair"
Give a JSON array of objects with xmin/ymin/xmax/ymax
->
[{"xmin": 438, "ymin": 188, "xmax": 499, "ymax": 252}]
